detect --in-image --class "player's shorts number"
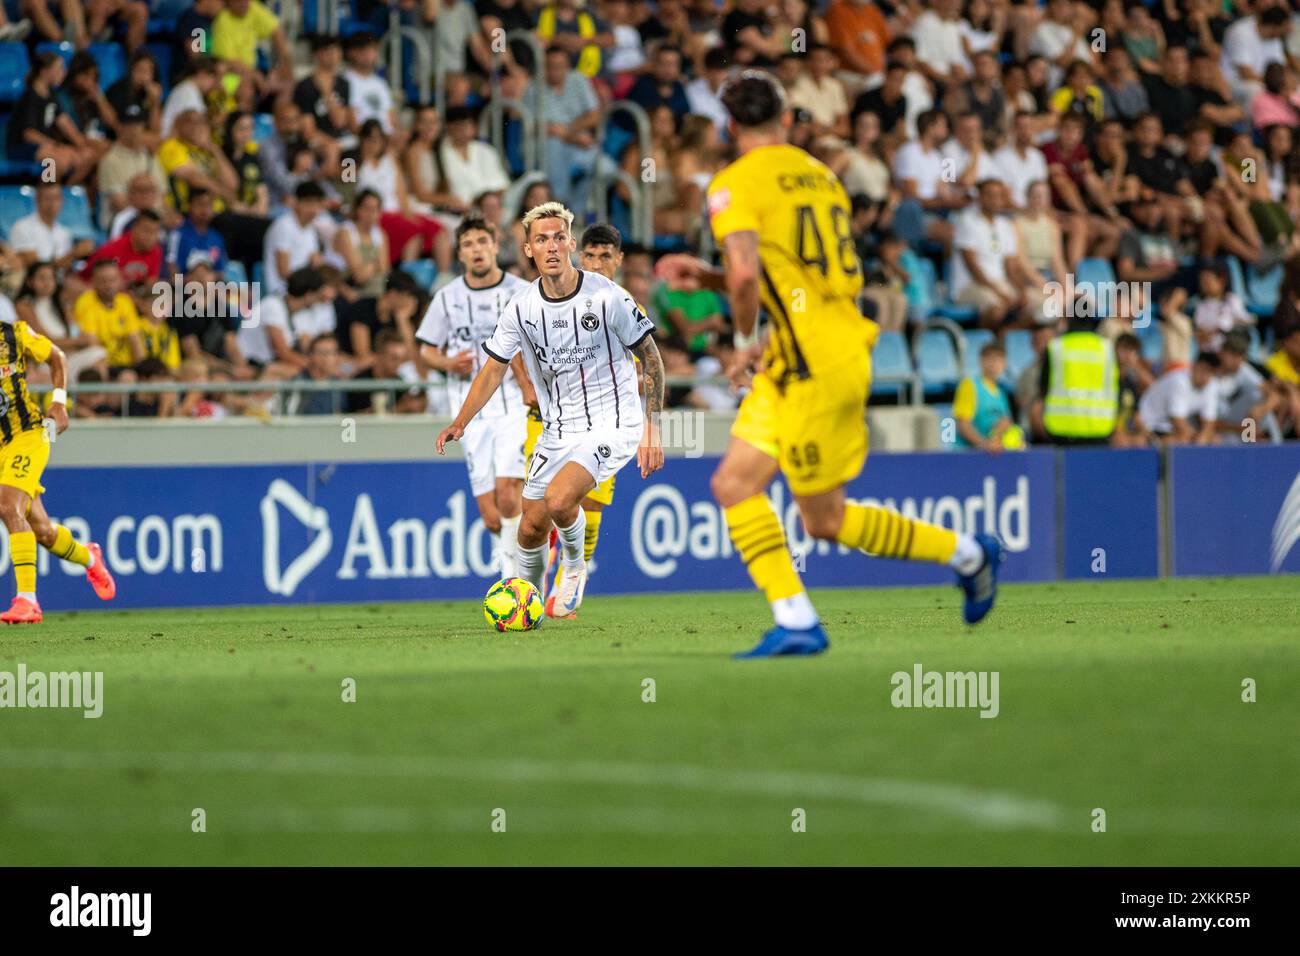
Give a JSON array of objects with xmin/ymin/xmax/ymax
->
[
  {"xmin": 9, "ymin": 454, "xmax": 31, "ymax": 478},
  {"xmin": 527, "ymin": 453, "xmax": 549, "ymax": 484},
  {"xmin": 795, "ymin": 205, "xmax": 860, "ymax": 279},
  {"xmin": 786, "ymin": 442, "xmax": 820, "ymax": 469}
]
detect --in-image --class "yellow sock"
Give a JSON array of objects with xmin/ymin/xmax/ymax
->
[
  {"xmin": 49, "ymin": 525, "xmax": 91, "ymax": 567},
  {"xmin": 836, "ymin": 503, "xmax": 957, "ymax": 564},
  {"xmin": 583, "ymin": 509, "xmax": 602, "ymax": 563},
  {"xmin": 10, "ymin": 530, "xmax": 36, "ymax": 596},
  {"xmin": 725, "ymin": 495, "xmax": 804, "ymax": 602}
]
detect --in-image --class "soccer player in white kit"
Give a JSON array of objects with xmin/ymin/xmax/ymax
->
[
  {"xmin": 418, "ymin": 216, "xmax": 532, "ymax": 576},
  {"xmin": 436, "ymin": 202, "xmax": 666, "ymax": 616}
]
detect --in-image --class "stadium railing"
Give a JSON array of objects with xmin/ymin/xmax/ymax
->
[
  {"xmin": 593, "ymin": 102, "xmax": 654, "ymax": 246},
  {"xmin": 27, "ymin": 375, "xmax": 729, "ymax": 418}
]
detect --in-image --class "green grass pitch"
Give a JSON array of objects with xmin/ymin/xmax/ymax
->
[{"xmin": 0, "ymin": 577, "xmax": 1296, "ymax": 866}]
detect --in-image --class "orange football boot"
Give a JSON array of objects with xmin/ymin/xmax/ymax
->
[
  {"xmin": 85, "ymin": 543, "xmax": 116, "ymax": 600},
  {"xmin": 0, "ymin": 596, "xmax": 42, "ymax": 624}
]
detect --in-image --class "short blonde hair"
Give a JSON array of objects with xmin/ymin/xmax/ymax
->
[{"xmin": 521, "ymin": 201, "xmax": 574, "ymax": 238}]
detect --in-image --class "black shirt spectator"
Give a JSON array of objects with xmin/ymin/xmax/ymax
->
[
  {"xmin": 293, "ymin": 73, "xmax": 351, "ymax": 140},
  {"xmin": 8, "ymin": 88, "xmax": 65, "ymax": 154},
  {"xmin": 852, "ymin": 85, "xmax": 908, "ymax": 139},
  {"xmin": 1128, "ymin": 143, "xmax": 1184, "ymax": 194},
  {"xmin": 1142, "ymin": 73, "xmax": 1199, "ymax": 137}
]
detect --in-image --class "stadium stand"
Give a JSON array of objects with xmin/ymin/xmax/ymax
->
[{"xmin": 0, "ymin": 0, "xmax": 1293, "ymax": 448}]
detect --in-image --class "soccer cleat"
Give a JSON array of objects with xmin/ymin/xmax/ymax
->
[
  {"xmin": 958, "ymin": 534, "xmax": 1004, "ymax": 625},
  {"xmin": 0, "ymin": 596, "xmax": 42, "ymax": 624},
  {"xmin": 544, "ymin": 593, "xmax": 576, "ymax": 621},
  {"xmin": 85, "ymin": 543, "xmax": 116, "ymax": 601},
  {"xmin": 734, "ymin": 624, "xmax": 829, "ymax": 659},
  {"xmin": 551, "ymin": 563, "xmax": 587, "ymax": 618}
]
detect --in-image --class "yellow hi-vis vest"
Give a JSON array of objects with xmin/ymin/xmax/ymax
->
[
  {"xmin": 1043, "ymin": 332, "xmax": 1119, "ymax": 438},
  {"xmin": 538, "ymin": 7, "xmax": 601, "ymax": 77}
]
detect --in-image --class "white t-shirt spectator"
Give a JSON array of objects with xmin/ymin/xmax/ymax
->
[
  {"xmin": 992, "ymin": 144, "xmax": 1049, "ymax": 208},
  {"xmin": 1139, "ymin": 368, "xmax": 1219, "ymax": 434},
  {"xmin": 238, "ymin": 294, "xmax": 292, "ymax": 366},
  {"xmin": 7, "ymin": 213, "xmax": 72, "ymax": 262},
  {"xmin": 1030, "ymin": 19, "xmax": 1093, "ymax": 86},
  {"xmin": 1217, "ymin": 362, "xmax": 1271, "ymax": 442},
  {"xmin": 438, "ymin": 140, "xmax": 511, "ymax": 206},
  {"xmin": 435, "ymin": 0, "xmax": 478, "ymax": 74},
  {"xmin": 293, "ymin": 301, "xmax": 337, "ymax": 342},
  {"xmin": 607, "ymin": 24, "xmax": 646, "ymax": 73},
  {"xmin": 263, "ymin": 212, "xmax": 322, "ymax": 296},
  {"xmin": 160, "ymin": 79, "xmax": 206, "ymax": 137},
  {"xmin": 345, "ymin": 69, "xmax": 395, "ymax": 132},
  {"xmin": 1193, "ymin": 294, "xmax": 1251, "ymax": 351},
  {"xmin": 950, "ymin": 208, "xmax": 1019, "ymax": 296},
  {"xmin": 1221, "ymin": 16, "xmax": 1287, "ymax": 92},
  {"xmin": 911, "ymin": 11, "xmax": 967, "ymax": 78},
  {"xmin": 892, "ymin": 140, "xmax": 946, "ymax": 201},
  {"xmin": 685, "ymin": 77, "xmax": 729, "ymax": 133},
  {"xmin": 941, "ymin": 138, "xmax": 1001, "ymax": 193},
  {"xmin": 0, "ymin": 294, "xmax": 17, "ymax": 325}
]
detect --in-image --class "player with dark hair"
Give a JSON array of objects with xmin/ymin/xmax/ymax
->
[
  {"xmin": 417, "ymin": 215, "xmax": 532, "ymax": 577},
  {"xmin": 658, "ymin": 71, "xmax": 1003, "ymax": 657}
]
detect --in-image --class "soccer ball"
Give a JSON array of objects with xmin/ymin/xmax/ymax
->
[{"xmin": 483, "ymin": 578, "xmax": 545, "ymax": 632}]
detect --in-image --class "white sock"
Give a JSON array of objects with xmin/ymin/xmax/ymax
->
[
  {"xmin": 556, "ymin": 510, "xmax": 586, "ymax": 570},
  {"xmin": 772, "ymin": 592, "xmax": 819, "ymax": 630},
  {"xmin": 498, "ymin": 514, "xmax": 520, "ymax": 578},
  {"xmin": 17, "ymin": 591, "xmax": 36, "ymax": 603},
  {"xmin": 515, "ymin": 542, "xmax": 547, "ymax": 593},
  {"xmin": 948, "ymin": 534, "xmax": 984, "ymax": 576}
]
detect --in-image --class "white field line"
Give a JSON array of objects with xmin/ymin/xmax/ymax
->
[{"xmin": 0, "ymin": 748, "xmax": 1067, "ymax": 831}]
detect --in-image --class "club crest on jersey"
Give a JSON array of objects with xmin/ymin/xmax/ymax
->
[
  {"xmin": 597, "ymin": 444, "xmax": 611, "ymax": 459},
  {"xmin": 0, "ymin": 392, "xmax": 10, "ymax": 417},
  {"xmin": 707, "ymin": 188, "xmax": 731, "ymax": 216},
  {"xmin": 581, "ymin": 312, "xmax": 600, "ymax": 332}
]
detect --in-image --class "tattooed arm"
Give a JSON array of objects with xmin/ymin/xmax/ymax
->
[{"xmin": 631, "ymin": 333, "xmax": 665, "ymax": 478}]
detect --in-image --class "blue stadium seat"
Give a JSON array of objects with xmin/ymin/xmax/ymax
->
[
  {"xmin": 1075, "ymin": 256, "xmax": 1115, "ymax": 292},
  {"xmin": 908, "ymin": 255, "xmax": 939, "ymax": 320},
  {"xmin": 1245, "ymin": 263, "xmax": 1282, "ymax": 317},
  {"xmin": 870, "ymin": 330, "xmax": 915, "ymax": 401},
  {"xmin": 914, "ymin": 326, "xmax": 962, "ymax": 396},
  {"xmin": 35, "ymin": 41, "xmax": 75, "ymax": 66},
  {"xmin": 962, "ymin": 328, "xmax": 994, "ymax": 380},
  {"xmin": 936, "ymin": 257, "xmax": 978, "ymax": 325},
  {"xmin": 251, "ymin": 261, "xmax": 264, "ymax": 285},
  {"xmin": 58, "ymin": 186, "xmax": 96, "ymax": 241},
  {"xmin": 1136, "ymin": 320, "xmax": 1164, "ymax": 365},
  {"xmin": 0, "ymin": 121, "xmax": 42, "ymax": 180},
  {"xmin": 143, "ymin": 42, "xmax": 173, "ymax": 94},
  {"xmin": 89, "ymin": 43, "xmax": 127, "ymax": 90},
  {"xmin": 0, "ymin": 184, "xmax": 34, "ymax": 237},
  {"xmin": 403, "ymin": 259, "xmax": 438, "ymax": 290},
  {"xmin": 1003, "ymin": 329, "xmax": 1035, "ymax": 383},
  {"xmin": 252, "ymin": 113, "xmax": 275, "ymax": 143},
  {"xmin": 1247, "ymin": 324, "xmax": 1265, "ymax": 362},
  {"xmin": 1225, "ymin": 255, "xmax": 1248, "ymax": 303},
  {"xmin": 224, "ymin": 260, "xmax": 248, "ymax": 285},
  {"xmin": 148, "ymin": 0, "xmax": 191, "ymax": 34},
  {"xmin": 0, "ymin": 42, "xmax": 28, "ymax": 103}
]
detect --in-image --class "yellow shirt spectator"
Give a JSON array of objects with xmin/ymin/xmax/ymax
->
[
  {"xmin": 211, "ymin": 1, "xmax": 280, "ymax": 68},
  {"xmin": 139, "ymin": 317, "xmax": 183, "ymax": 372},
  {"xmin": 75, "ymin": 290, "xmax": 143, "ymax": 368},
  {"xmin": 158, "ymin": 137, "xmax": 227, "ymax": 214},
  {"xmin": 1265, "ymin": 350, "xmax": 1299, "ymax": 385}
]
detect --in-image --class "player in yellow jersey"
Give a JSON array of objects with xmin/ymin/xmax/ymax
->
[
  {"xmin": 658, "ymin": 72, "xmax": 1003, "ymax": 657},
  {"xmin": 519, "ymin": 223, "xmax": 642, "ymax": 617},
  {"xmin": 0, "ymin": 315, "xmax": 117, "ymax": 623}
]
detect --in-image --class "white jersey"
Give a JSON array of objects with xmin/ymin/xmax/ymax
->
[
  {"xmin": 416, "ymin": 271, "xmax": 531, "ymax": 419},
  {"xmin": 484, "ymin": 270, "xmax": 653, "ymax": 438}
]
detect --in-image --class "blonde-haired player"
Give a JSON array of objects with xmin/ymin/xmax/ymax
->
[
  {"xmin": 518, "ymin": 223, "xmax": 639, "ymax": 616},
  {"xmin": 658, "ymin": 72, "xmax": 1003, "ymax": 657},
  {"xmin": 437, "ymin": 202, "xmax": 665, "ymax": 618}
]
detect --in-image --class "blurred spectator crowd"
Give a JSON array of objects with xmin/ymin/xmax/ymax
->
[{"xmin": 0, "ymin": 0, "xmax": 1294, "ymax": 443}]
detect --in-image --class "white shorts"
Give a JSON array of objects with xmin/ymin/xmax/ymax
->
[
  {"xmin": 462, "ymin": 412, "xmax": 527, "ymax": 497},
  {"xmin": 524, "ymin": 425, "xmax": 642, "ymax": 500}
]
